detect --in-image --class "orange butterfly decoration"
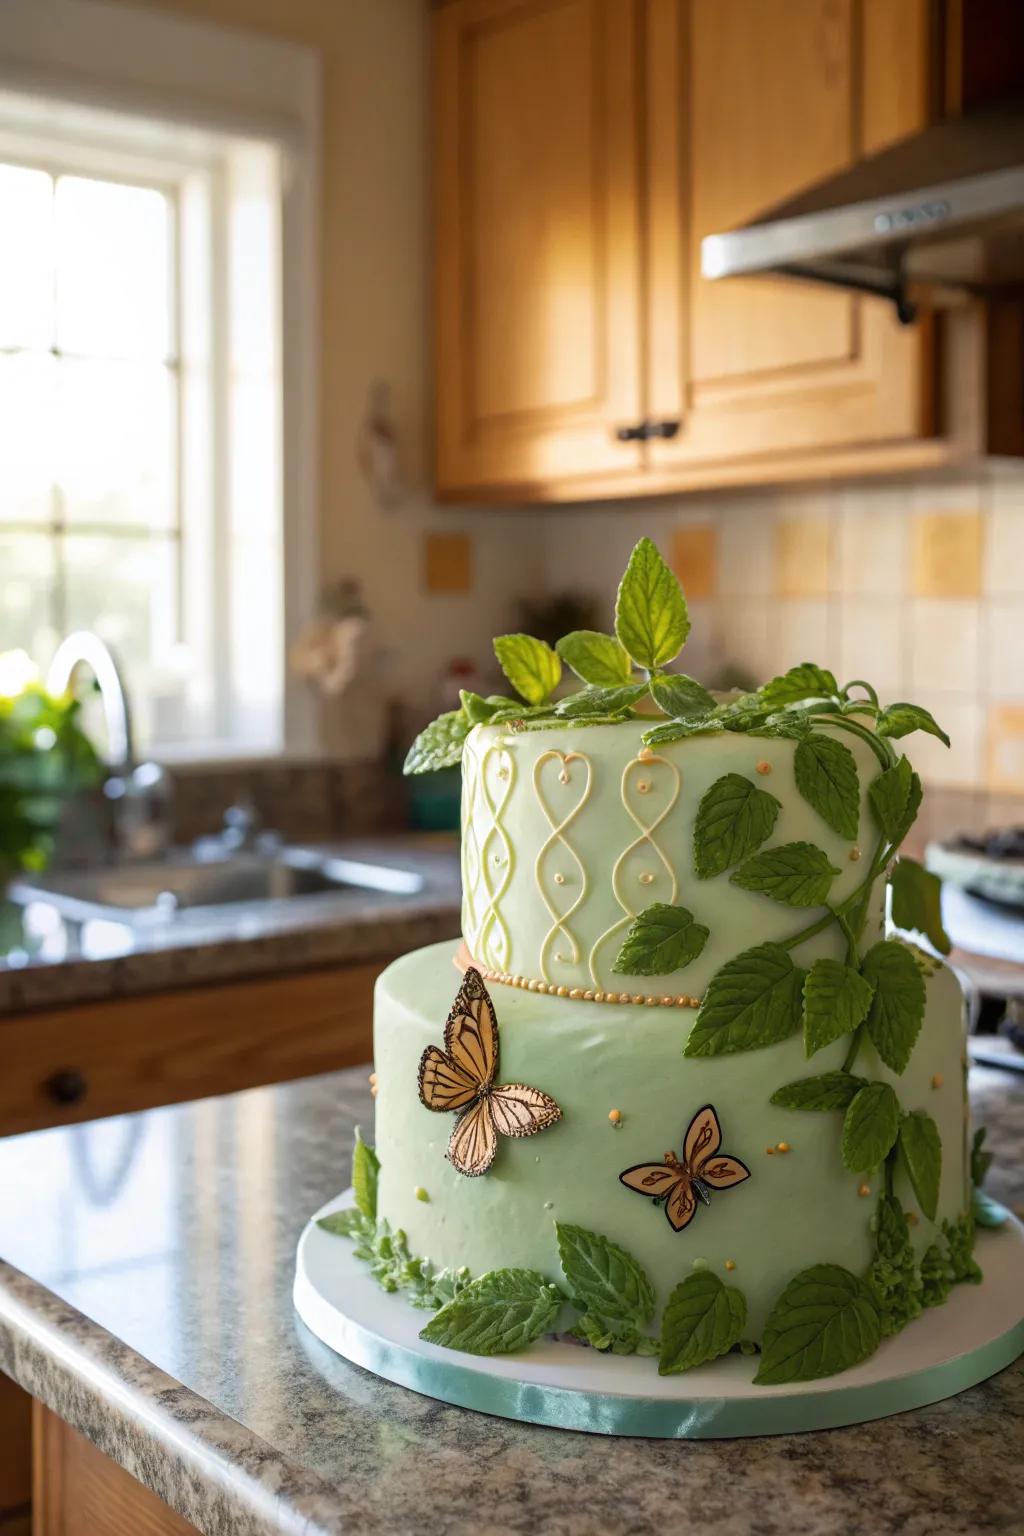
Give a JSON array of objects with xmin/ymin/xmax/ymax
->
[
  {"xmin": 619, "ymin": 1104, "xmax": 750, "ymax": 1232},
  {"xmin": 418, "ymin": 968, "xmax": 563, "ymax": 1177}
]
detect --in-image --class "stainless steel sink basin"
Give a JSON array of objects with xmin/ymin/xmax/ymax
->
[{"xmin": 9, "ymin": 846, "xmax": 425, "ymax": 927}]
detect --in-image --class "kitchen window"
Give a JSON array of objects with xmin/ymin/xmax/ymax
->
[{"xmin": 0, "ymin": 95, "xmax": 295, "ymax": 758}]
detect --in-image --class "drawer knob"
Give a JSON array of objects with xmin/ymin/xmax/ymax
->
[{"xmin": 45, "ymin": 1068, "xmax": 88, "ymax": 1106}]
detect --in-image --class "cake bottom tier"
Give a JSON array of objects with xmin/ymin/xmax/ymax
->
[{"xmin": 373, "ymin": 940, "xmax": 970, "ymax": 1338}]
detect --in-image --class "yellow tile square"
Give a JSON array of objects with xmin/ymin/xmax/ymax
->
[
  {"xmin": 423, "ymin": 531, "xmax": 472, "ymax": 593},
  {"xmin": 987, "ymin": 703, "xmax": 1024, "ymax": 793},
  {"xmin": 671, "ymin": 525, "xmax": 717, "ymax": 601},
  {"xmin": 911, "ymin": 512, "xmax": 983, "ymax": 597},
  {"xmin": 774, "ymin": 515, "xmax": 832, "ymax": 599}
]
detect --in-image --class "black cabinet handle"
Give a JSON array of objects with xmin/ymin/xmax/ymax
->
[
  {"xmin": 46, "ymin": 1068, "xmax": 88, "ymax": 1106},
  {"xmin": 615, "ymin": 419, "xmax": 681, "ymax": 443}
]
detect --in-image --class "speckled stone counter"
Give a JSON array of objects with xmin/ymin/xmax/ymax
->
[
  {"xmin": 0, "ymin": 1066, "xmax": 1021, "ymax": 1536},
  {"xmin": 0, "ymin": 836, "xmax": 460, "ymax": 1016}
]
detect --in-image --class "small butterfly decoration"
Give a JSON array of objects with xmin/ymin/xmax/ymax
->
[
  {"xmin": 418, "ymin": 968, "xmax": 563, "ymax": 1177},
  {"xmin": 619, "ymin": 1104, "xmax": 750, "ymax": 1232}
]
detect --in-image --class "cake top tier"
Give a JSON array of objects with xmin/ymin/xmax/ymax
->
[{"xmin": 405, "ymin": 536, "xmax": 953, "ymax": 1008}]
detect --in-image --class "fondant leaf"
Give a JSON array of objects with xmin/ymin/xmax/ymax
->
[
  {"xmin": 758, "ymin": 663, "xmax": 838, "ymax": 708},
  {"xmin": 971, "ymin": 1127, "xmax": 993, "ymax": 1188},
  {"xmin": 641, "ymin": 716, "xmax": 724, "ymax": 747},
  {"xmin": 754, "ymin": 1263, "xmax": 881, "ymax": 1384},
  {"xmin": 890, "ymin": 857, "xmax": 952, "ymax": 955},
  {"xmin": 770, "ymin": 1071, "xmax": 869, "ymax": 1112},
  {"xmin": 493, "ymin": 633, "xmax": 562, "ymax": 706},
  {"xmin": 613, "ymin": 902, "xmax": 710, "ymax": 977},
  {"xmin": 731, "ymin": 841, "xmax": 840, "ymax": 907},
  {"xmin": 685, "ymin": 943, "xmax": 805, "ymax": 1057},
  {"xmin": 868, "ymin": 756, "xmax": 922, "ymax": 846},
  {"xmin": 556, "ymin": 630, "xmax": 632, "ymax": 688},
  {"xmin": 459, "ymin": 690, "xmax": 512, "ymax": 725},
  {"xmin": 554, "ymin": 681, "xmax": 648, "ymax": 718},
  {"xmin": 352, "ymin": 1129, "xmax": 380, "ymax": 1222},
  {"xmin": 841, "ymin": 1083, "xmax": 901, "ymax": 1173},
  {"xmin": 555, "ymin": 1222, "xmax": 656, "ymax": 1336},
  {"xmin": 614, "ymin": 537, "xmax": 690, "ymax": 671},
  {"xmin": 649, "ymin": 672, "xmax": 716, "ymax": 720},
  {"xmin": 861, "ymin": 940, "xmax": 926, "ymax": 1073},
  {"xmin": 876, "ymin": 702, "xmax": 950, "ymax": 748},
  {"xmin": 693, "ymin": 773, "xmax": 781, "ymax": 880},
  {"xmin": 658, "ymin": 1271, "xmax": 747, "ymax": 1375},
  {"xmin": 418, "ymin": 1269, "xmax": 563, "ymax": 1356},
  {"xmin": 316, "ymin": 1208, "xmax": 367, "ymax": 1238},
  {"xmin": 794, "ymin": 735, "xmax": 861, "ymax": 841},
  {"xmin": 899, "ymin": 1111, "xmax": 942, "ymax": 1222},
  {"xmin": 865, "ymin": 1194, "xmax": 922, "ymax": 1338},
  {"xmin": 803, "ymin": 959, "xmax": 875, "ymax": 1058},
  {"xmin": 403, "ymin": 709, "xmax": 471, "ymax": 775}
]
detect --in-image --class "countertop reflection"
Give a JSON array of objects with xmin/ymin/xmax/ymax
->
[{"xmin": 0, "ymin": 1067, "xmax": 1022, "ymax": 1536}]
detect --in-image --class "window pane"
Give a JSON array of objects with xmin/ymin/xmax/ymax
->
[
  {"xmin": 63, "ymin": 534, "xmax": 179, "ymax": 746},
  {"xmin": 57, "ymin": 358, "xmax": 176, "ymax": 528},
  {"xmin": 55, "ymin": 176, "xmax": 171, "ymax": 361},
  {"xmin": 0, "ymin": 532, "xmax": 57, "ymax": 658},
  {"xmin": 0, "ymin": 353, "xmax": 55, "ymax": 523},
  {"xmin": 0, "ymin": 163, "xmax": 53, "ymax": 350}
]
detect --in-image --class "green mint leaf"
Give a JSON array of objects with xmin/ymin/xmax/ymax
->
[
  {"xmin": 419, "ymin": 1269, "xmax": 563, "ymax": 1356},
  {"xmin": 842, "ymin": 1083, "xmax": 901, "ymax": 1172},
  {"xmin": 493, "ymin": 633, "xmax": 562, "ymax": 706},
  {"xmin": 759, "ymin": 663, "xmax": 838, "ymax": 709},
  {"xmin": 316, "ymin": 1208, "xmax": 368, "ymax": 1239},
  {"xmin": 868, "ymin": 756, "xmax": 921, "ymax": 846},
  {"xmin": 861, "ymin": 939, "xmax": 926, "ymax": 1074},
  {"xmin": 403, "ymin": 710, "xmax": 471, "ymax": 775},
  {"xmin": 731, "ymin": 841, "xmax": 840, "ymax": 907},
  {"xmin": 890, "ymin": 857, "xmax": 951, "ymax": 955},
  {"xmin": 876, "ymin": 702, "xmax": 950, "ymax": 748},
  {"xmin": 459, "ymin": 690, "xmax": 520, "ymax": 725},
  {"xmin": 770, "ymin": 1071, "xmax": 868, "ymax": 1111},
  {"xmin": 572, "ymin": 1314, "xmax": 659, "ymax": 1356},
  {"xmin": 749, "ymin": 713, "xmax": 814, "ymax": 741},
  {"xmin": 754, "ymin": 1263, "xmax": 881, "ymax": 1384},
  {"xmin": 794, "ymin": 734, "xmax": 861, "ymax": 840},
  {"xmin": 352, "ymin": 1129, "xmax": 380, "ymax": 1221},
  {"xmin": 556, "ymin": 630, "xmax": 632, "ymax": 688},
  {"xmin": 972, "ymin": 1187, "xmax": 1010, "ymax": 1228},
  {"xmin": 554, "ymin": 681, "xmax": 648, "ymax": 719},
  {"xmin": 555, "ymin": 1222, "xmax": 655, "ymax": 1334},
  {"xmin": 685, "ymin": 943, "xmax": 805, "ymax": 1057},
  {"xmin": 658, "ymin": 1271, "xmax": 747, "ymax": 1376},
  {"xmin": 614, "ymin": 536, "xmax": 690, "ymax": 671},
  {"xmin": 899, "ymin": 1110, "xmax": 942, "ymax": 1221},
  {"xmin": 971, "ymin": 1127, "xmax": 993, "ymax": 1188},
  {"xmin": 866, "ymin": 1194, "xmax": 922, "ymax": 1337},
  {"xmin": 649, "ymin": 672, "xmax": 716, "ymax": 720},
  {"xmin": 803, "ymin": 959, "xmax": 875, "ymax": 1058},
  {"xmin": 613, "ymin": 902, "xmax": 710, "ymax": 976},
  {"xmin": 693, "ymin": 773, "xmax": 781, "ymax": 879},
  {"xmin": 642, "ymin": 717, "xmax": 724, "ymax": 747}
]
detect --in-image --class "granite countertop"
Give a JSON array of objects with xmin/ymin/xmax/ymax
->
[
  {"xmin": 0, "ymin": 1067, "xmax": 1022, "ymax": 1536},
  {"xmin": 0, "ymin": 835, "xmax": 461, "ymax": 1015}
]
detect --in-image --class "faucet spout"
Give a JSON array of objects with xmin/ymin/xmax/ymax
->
[{"xmin": 46, "ymin": 631, "xmax": 134, "ymax": 770}]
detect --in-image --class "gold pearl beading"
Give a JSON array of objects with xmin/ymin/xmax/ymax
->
[{"xmin": 471, "ymin": 960, "xmax": 700, "ymax": 1009}]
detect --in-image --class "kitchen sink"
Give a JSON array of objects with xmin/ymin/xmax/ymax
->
[{"xmin": 9, "ymin": 846, "xmax": 426, "ymax": 927}]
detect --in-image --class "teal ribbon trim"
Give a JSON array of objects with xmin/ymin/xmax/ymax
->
[{"xmin": 315, "ymin": 1302, "xmax": 1024, "ymax": 1440}]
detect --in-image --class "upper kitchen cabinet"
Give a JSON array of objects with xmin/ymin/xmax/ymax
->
[
  {"xmin": 433, "ymin": 0, "xmax": 1024, "ymax": 502},
  {"xmin": 433, "ymin": 0, "xmax": 645, "ymax": 494}
]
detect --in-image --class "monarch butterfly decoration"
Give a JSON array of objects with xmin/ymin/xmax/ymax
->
[
  {"xmin": 619, "ymin": 1104, "xmax": 750, "ymax": 1232},
  {"xmin": 418, "ymin": 968, "xmax": 563, "ymax": 1177}
]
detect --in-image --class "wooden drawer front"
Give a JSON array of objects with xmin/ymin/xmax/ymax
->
[{"xmin": 0, "ymin": 961, "xmax": 385, "ymax": 1138}]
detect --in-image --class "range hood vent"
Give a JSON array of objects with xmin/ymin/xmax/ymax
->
[{"xmin": 701, "ymin": 98, "xmax": 1024, "ymax": 323}]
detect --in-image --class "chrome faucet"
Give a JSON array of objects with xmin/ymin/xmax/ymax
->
[{"xmin": 46, "ymin": 632, "xmax": 173, "ymax": 860}]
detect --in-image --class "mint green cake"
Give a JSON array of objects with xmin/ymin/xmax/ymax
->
[{"xmin": 360, "ymin": 540, "xmax": 983, "ymax": 1381}]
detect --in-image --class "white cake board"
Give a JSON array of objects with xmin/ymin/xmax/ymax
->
[{"xmin": 293, "ymin": 1192, "xmax": 1024, "ymax": 1439}]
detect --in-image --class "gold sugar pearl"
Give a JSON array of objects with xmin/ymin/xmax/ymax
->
[
  {"xmin": 931, "ymin": 1073, "xmax": 944, "ymax": 1089},
  {"xmin": 608, "ymin": 1109, "xmax": 623, "ymax": 1126},
  {"xmin": 776, "ymin": 1141, "xmax": 791, "ymax": 1154},
  {"xmin": 661, "ymin": 996, "xmax": 674, "ymax": 1007},
  {"xmin": 849, "ymin": 846, "xmax": 862, "ymax": 862},
  {"xmin": 558, "ymin": 769, "xmax": 570, "ymax": 785},
  {"xmin": 368, "ymin": 1071, "xmax": 377, "ymax": 1085},
  {"xmin": 639, "ymin": 872, "xmax": 655, "ymax": 885},
  {"xmin": 765, "ymin": 1146, "xmax": 775, "ymax": 1156},
  {"xmin": 594, "ymin": 991, "xmax": 605, "ymax": 1002},
  {"xmin": 556, "ymin": 985, "xmax": 569, "ymax": 997},
  {"xmin": 632, "ymin": 994, "xmax": 644, "ymax": 1005},
  {"xmin": 569, "ymin": 988, "xmax": 583, "ymax": 1000},
  {"xmin": 725, "ymin": 1259, "xmax": 737, "ymax": 1272},
  {"xmin": 858, "ymin": 1184, "xmax": 871, "ymax": 1198},
  {"xmin": 756, "ymin": 760, "xmax": 772, "ymax": 775},
  {"xmin": 676, "ymin": 996, "xmax": 689, "ymax": 1008},
  {"xmin": 636, "ymin": 780, "xmax": 650, "ymax": 794},
  {"xmin": 554, "ymin": 872, "xmax": 566, "ymax": 885},
  {"xmin": 584, "ymin": 989, "xmax": 595, "ymax": 1001},
  {"xmin": 646, "ymin": 996, "xmax": 658, "ymax": 1007}
]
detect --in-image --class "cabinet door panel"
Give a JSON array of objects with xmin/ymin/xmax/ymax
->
[{"xmin": 435, "ymin": 0, "xmax": 643, "ymax": 494}]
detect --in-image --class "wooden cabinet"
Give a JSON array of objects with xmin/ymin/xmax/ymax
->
[
  {"xmin": 33, "ymin": 1404, "xmax": 197, "ymax": 1536},
  {"xmin": 433, "ymin": 0, "xmax": 1022, "ymax": 501}
]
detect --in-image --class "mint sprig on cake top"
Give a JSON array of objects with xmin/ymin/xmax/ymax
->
[{"xmin": 334, "ymin": 534, "xmax": 993, "ymax": 1387}]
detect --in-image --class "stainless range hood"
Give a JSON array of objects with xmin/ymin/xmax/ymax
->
[{"xmin": 701, "ymin": 98, "xmax": 1024, "ymax": 323}]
